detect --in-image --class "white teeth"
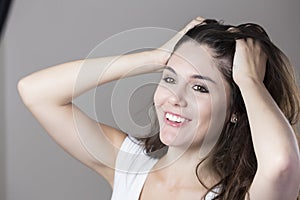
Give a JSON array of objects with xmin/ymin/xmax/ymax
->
[{"xmin": 166, "ymin": 113, "xmax": 185, "ymax": 123}]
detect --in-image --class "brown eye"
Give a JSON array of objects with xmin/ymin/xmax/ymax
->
[{"xmin": 192, "ymin": 85, "xmax": 209, "ymax": 93}]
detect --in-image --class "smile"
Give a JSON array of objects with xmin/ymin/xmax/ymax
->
[{"xmin": 164, "ymin": 112, "xmax": 191, "ymax": 127}]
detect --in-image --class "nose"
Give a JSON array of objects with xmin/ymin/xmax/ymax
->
[{"xmin": 167, "ymin": 90, "xmax": 187, "ymax": 107}]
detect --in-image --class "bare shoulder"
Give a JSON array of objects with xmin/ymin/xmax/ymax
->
[
  {"xmin": 20, "ymin": 99, "xmax": 127, "ymax": 187},
  {"xmin": 84, "ymin": 122, "xmax": 127, "ymax": 186}
]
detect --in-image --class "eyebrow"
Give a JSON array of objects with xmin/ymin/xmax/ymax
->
[{"xmin": 164, "ymin": 66, "xmax": 216, "ymax": 84}]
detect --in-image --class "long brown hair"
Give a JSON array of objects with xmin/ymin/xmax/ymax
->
[{"xmin": 138, "ymin": 19, "xmax": 300, "ymax": 199}]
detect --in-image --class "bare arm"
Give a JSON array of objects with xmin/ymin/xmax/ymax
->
[
  {"xmin": 17, "ymin": 17, "xmax": 205, "ymax": 186},
  {"xmin": 17, "ymin": 51, "xmax": 164, "ymax": 186},
  {"xmin": 232, "ymin": 39, "xmax": 300, "ymax": 199}
]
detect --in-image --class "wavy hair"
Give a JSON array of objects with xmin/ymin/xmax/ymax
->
[{"xmin": 138, "ymin": 19, "xmax": 300, "ymax": 199}]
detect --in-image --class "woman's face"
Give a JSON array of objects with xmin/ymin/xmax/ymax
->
[{"xmin": 154, "ymin": 42, "xmax": 231, "ymax": 151}]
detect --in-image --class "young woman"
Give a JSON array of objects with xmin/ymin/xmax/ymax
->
[{"xmin": 18, "ymin": 17, "xmax": 300, "ymax": 199}]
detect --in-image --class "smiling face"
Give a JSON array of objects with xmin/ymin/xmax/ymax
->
[{"xmin": 153, "ymin": 42, "xmax": 231, "ymax": 151}]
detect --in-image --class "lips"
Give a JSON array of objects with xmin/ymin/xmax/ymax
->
[{"xmin": 164, "ymin": 111, "xmax": 191, "ymax": 127}]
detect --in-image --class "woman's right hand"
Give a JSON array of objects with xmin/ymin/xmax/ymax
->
[
  {"xmin": 17, "ymin": 16, "xmax": 205, "ymax": 188},
  {"xmin": 154, "ymin": 16, "xmax": 205, "ymax": 65}
]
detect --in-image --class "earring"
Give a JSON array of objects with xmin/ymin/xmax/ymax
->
[{"xmin": 230, "ymin": 113, "xmax": 238, "ymax": 124}]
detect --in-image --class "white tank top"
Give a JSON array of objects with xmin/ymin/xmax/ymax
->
[{"xmin": 111, "ymin": 136, "xmax": 219, "ymax": 200}]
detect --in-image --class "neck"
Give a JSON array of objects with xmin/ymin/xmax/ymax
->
[{"xmin": 152, "ymin": 146, "xmax": 219, "ymax": 189}]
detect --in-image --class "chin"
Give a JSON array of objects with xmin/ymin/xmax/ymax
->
[
  {"xmin": 159, "ymin": 133, "xmax": 190, "ymax": 149},
  {"xmin": 159, "ymin": 133, "xmax": 174, "ymax": 146}
]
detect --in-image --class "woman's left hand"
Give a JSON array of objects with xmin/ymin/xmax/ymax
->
[{"xmin": 232, "ymin": 38, "xmax": 267, "ymax": 87}]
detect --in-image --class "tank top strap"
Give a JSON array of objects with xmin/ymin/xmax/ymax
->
[{"xmin": 111, "ymin": 136, "xmax": 158, "ymax": 200}]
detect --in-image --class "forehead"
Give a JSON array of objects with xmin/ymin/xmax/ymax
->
[{"xmin": 167, "ymin": 42, "xmax": 222, "ymax": 83}]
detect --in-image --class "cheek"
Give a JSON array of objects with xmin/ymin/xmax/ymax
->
[
  {"xmin": 153, "ymin": 86, "xmax": 162, "ymax": 105},
  {"xmin": 153, "ymin": 84, "xmax": 169, "ymax": 105},
  {"xmin": 198, "ymin": 87, "xmax": 229, "ymax": 147},
  {"xmin": 195, "ymin": 98, "xmax": 212, "ymax": 125},
  {"xmin": 212, "ymin": 83, "xmax": 231, "ymax": 125}
]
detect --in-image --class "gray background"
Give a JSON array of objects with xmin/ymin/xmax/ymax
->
[{"xmin": 1, "ymin": 0, "xmax": 300, "ymax": 200}]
